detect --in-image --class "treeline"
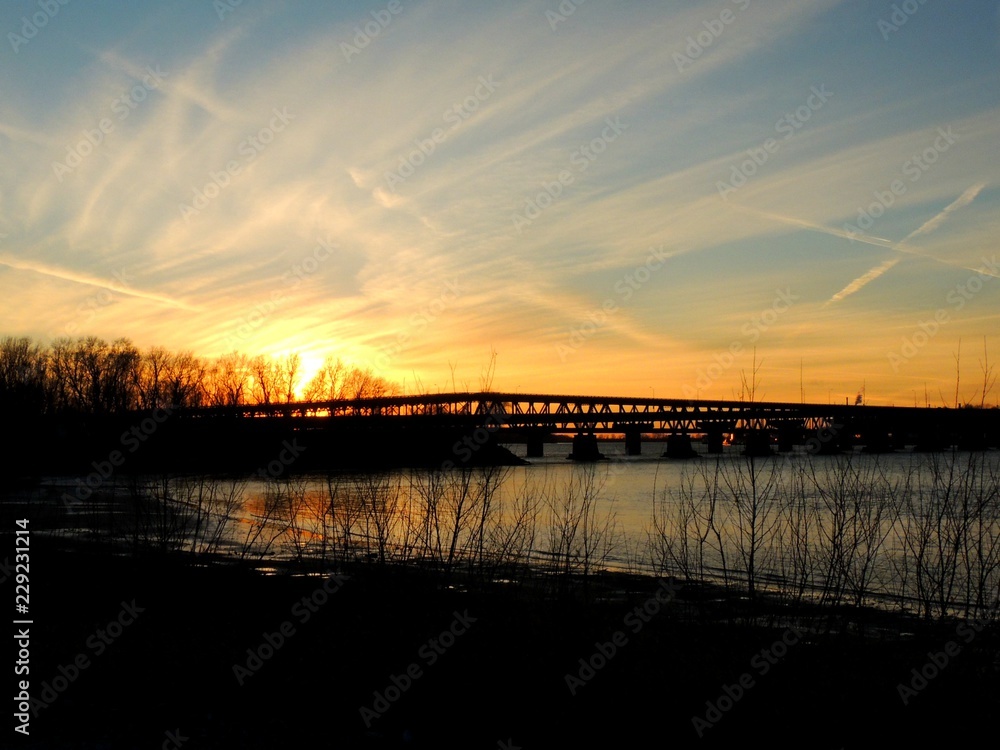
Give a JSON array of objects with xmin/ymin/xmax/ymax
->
[{"xmin": 0, "ymin": 335, "xmax": 399, "ymax": 416}]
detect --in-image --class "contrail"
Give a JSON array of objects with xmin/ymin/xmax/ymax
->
[
  {"xmin": 731, "ymin": 206, "xmax": 897, "ymax": 249},
  {"xmin": 825, "ymin": 182, "xmax": 989, "ymax": 304},
  {"xmin": 825, "ymin": 258, "xmax": 900, "ymax": 305},
  {"xmin": 731, "ymin": 184, "xmax": 991, "ymax": 304},
  {"xmin": 899, "ymin": 182, "xmax": 987, "ymax": 244},
  {"xmin": 0, "ymin": 255, "xmax": 199, "ymax": 311}
]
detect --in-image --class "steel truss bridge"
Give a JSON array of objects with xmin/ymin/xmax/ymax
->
[{"xmin": 176, "ymin": 392, "xmax": 999, "ymax": 454}]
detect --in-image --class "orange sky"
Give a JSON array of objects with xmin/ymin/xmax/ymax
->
[{"xmin": 1, "ymin": 1, "xmax": 999, "ymax": 407}]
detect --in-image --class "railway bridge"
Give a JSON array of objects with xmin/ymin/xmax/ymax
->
[{"xmin": 175, "ymin": 392, "xmax": 999, "ymax": 460}]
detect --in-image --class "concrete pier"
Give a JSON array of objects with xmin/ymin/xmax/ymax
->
[
  {"xmin": 743, "ymin": 429, "xmax": 774, "ymax": 457},
  {"xmin": 568, "ymin": 433, "xmax": 604, "ymax": 461},
  {"xmin": 663, "ymin": 434, "xmax": 698, "ymax": 459},
  {"xmin": 705, "ymin": 428, "xmax": 724, "ymax": 454},
  {"xmin": 624, "ymin": 429, "xmax": 643, "ymax": 456}
]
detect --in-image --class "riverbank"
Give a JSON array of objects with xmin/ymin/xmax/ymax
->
[{"xmin": 8, "ymin": 530, "xmax": 999, "ymax": 749}]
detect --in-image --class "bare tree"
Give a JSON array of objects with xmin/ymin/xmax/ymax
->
[
  {"xmin": 163, "ymin": 350, "xmax": 208, "ymax": 407},
  {"xmin": 545, "ymin": 465, "xmax": 621, "ymax": 598},
  {"xmin": 650, "ymin": 458, "xmax": 732, "ymax": 594},
  {"xmin": 720, "ymin": 450, "xmax": 782, "ymax": 602},
  {"xmin": 303, "ymin": 356, "xmax": 346, "ymax": 401},
  {"xmin": 237, "ymin": 479, "xmax": 295, "ymax": 562},
  {"xmin": 138, "ymin": 346, "xmax": 171, "ymax": 409},
  {"xmin": 208, "ymin": 352, "xmax": 251, "ymax": 406},
  {"xmin": 483, "ymin": 471, "xmax": 541, "ymax": 584},
  {"xmin": 0, "ymin": 336, "xmax": 47, "ymax": 414},
  {"xmin": 977, "ymin": 337, "xmax": 997, "ymax": 409},
  {"xmin": 249, "ymin": 354, "xmax": 279, "ymax": 405},
  {"xmin": 278, "ymin": 352, "xmax": 301, "ymax": 403},
  {"xmin": 354, "ymin": 472, "xmax": 402, "ymax": 564}
]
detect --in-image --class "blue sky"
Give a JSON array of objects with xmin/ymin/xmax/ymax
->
[{"xmin": 1, "ymin": 0, "xmax": 999, "ymax": 404}]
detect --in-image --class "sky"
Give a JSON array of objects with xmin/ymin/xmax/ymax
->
[{"xmin": 1, "ymin": 0, "xmax": 999, "ymax": 405}]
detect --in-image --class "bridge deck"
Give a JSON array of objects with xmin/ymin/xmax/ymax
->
[{"xmin": 173, "ymin": 392, "xmax": 996, "ymax": 437}]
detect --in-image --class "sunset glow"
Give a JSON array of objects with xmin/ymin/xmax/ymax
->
[{"xmin": 2, "ymin": 1, "xmax": 999, "ymax": 405}]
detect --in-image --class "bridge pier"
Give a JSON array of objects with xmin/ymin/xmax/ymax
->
[
  {"xmin": 624, "ymin": 429, "xmax": 642, "ymax": 456},
  {"xmin": 862, "ymin": 428, "xmax": 895, "ymax": 454},
  {"xmin": 777, "ymin": 424, "xmax": 798, "ymax": 453},
  {"xmin": 958, "ymin": 431, "xmax": 989, "ymax": 452},
  {"xmin": 705, "ymin": 428, "xmax": 724, "ymax": 454},
  {"xmin": 524, "ymin": 429, "xmax": 547, "ymax": 458},
  {"xmin": 663, "ymin": 434, "xmax": 698, "ymax": 459},
  {"xmin": 526, "ymin": 438, "xmax": 545, "ymax": 458},
  {"xmin": 913, "ymin": 429, "xmax": 947, "ymax": 452},
  {"xmin": 807, "ymin": 423, "xmax": 850, "ymax": 454},
  {"xmin": 568, "ymin": 433, "xmax": 604, "ymax": 462},
  {"xmin": 743, "ymin": 429, "xmax": 774, "ymax": 457}
]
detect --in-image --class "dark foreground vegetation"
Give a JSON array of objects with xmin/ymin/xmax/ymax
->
[{"xmin": 4, "ymin": 515, "xmax": 999, "ymax": 749}]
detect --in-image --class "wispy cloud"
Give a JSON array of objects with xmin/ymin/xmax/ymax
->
[
  {"xmin": 0, "ymin": 255, "xmax": 198, "ymax": 311},
  {"xmin": 0, "ymin": 0, "xmax": 998, "ymax": 404}
]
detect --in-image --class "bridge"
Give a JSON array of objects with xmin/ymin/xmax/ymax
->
[{"xmin": 175, "ymin": 392, "xmax": 999, "ymax": 460}]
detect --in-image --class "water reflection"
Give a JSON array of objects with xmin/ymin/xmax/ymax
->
[{"xmin": 46, "ymin": 444, "xmax": 1000, "ymax": 620}]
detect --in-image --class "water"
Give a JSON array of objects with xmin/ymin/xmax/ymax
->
[
  {"xmin": 228, "ymin": 443, "xmax": 998, "ymax": 614},
  {"xmin": 33, "ymin": 442, "xmax": 1000, "ymax": 618}
]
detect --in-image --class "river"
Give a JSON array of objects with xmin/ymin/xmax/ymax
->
[{"xmin": 33, "ymin": 442, "xmax": 1000, "ymax": 619}]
